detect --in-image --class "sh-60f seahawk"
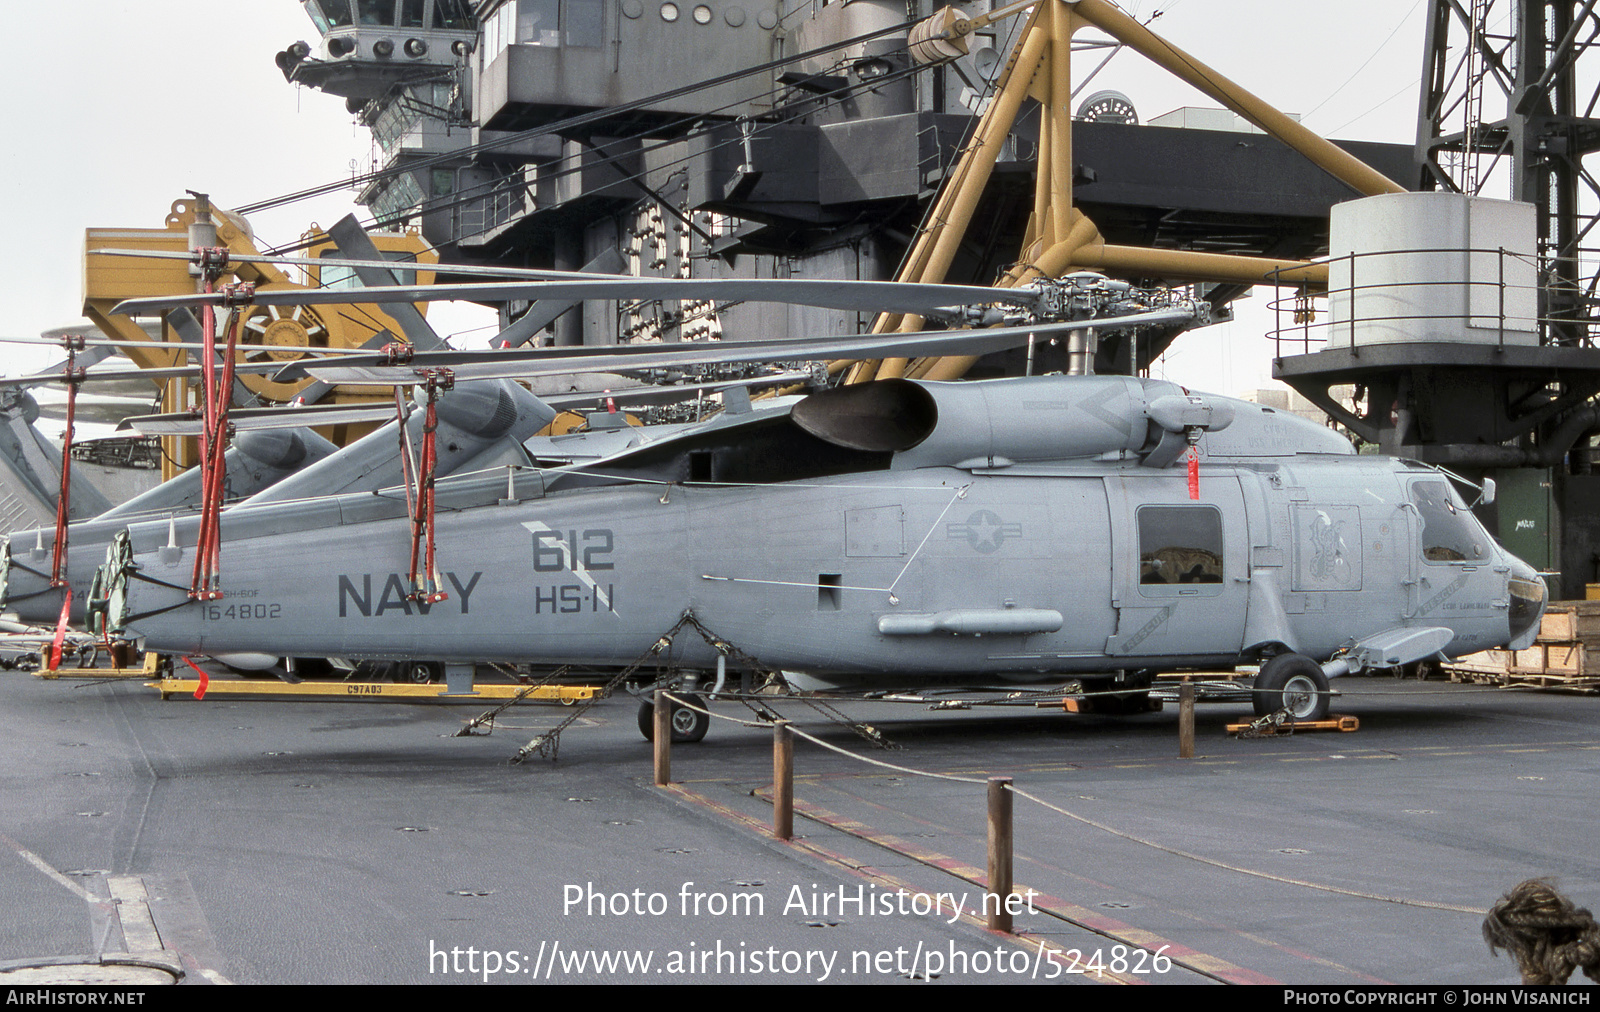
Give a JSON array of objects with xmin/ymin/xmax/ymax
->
[{"xmin": 85, "ymin": 367, "xmax": 1545, "ymax": 737}]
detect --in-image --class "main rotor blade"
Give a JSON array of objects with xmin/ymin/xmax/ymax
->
[
  {"xmin": 116, "ymin": 371, "xmax": 816, "ymax": 435},
  {"xmin": 0, "ymin": 335, "xmax": 383, "ymax": 356},
  {"xmin": 289, "ymin": 308, "xmax": 1197, "ymax": 387},
  {"xmin": 541, "ymin": 371, "xmax": 814, "ymax": 410},
  {"xmin": 0, "ymin": 360, "xmax": 314, "ymax": 390},
  {"xmin": 116, "ymin": 401, "xmax": 401, "ymax": 436},
  {"xmin": 111, "ymin": 278, "xmax": 1041, "ymax": 319},
  {"xmin": 90, "ymin": 247, "xmax": 631, "ymax": 284}
]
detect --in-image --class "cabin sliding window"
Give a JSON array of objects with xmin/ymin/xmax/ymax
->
[
  {"xmin": 1136, "ymin": 505, "xmax": 1224, "ymax": 597},
  {"xmin": 357, "ymin": 0, "xmax": 398, "ymax": 26},
  {"xmin": 483, "ymin": 0, "xmax": 604, "ymax": 51},
  {"xmin": 516, "ymin": 0, "xmax": 562, "ymax": 45},
  {"xmin": 1410, "ymin": 479, "xmax": 1488, "ymax": 564}
]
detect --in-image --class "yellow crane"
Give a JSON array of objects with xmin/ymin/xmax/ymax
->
[
  {"xmin": 82, "ymin": 194, "xmax": 437, "ymax": 477},
  {"xmin": 849, "ymin": 0, "xmax": 1404, "ymax": 385}
]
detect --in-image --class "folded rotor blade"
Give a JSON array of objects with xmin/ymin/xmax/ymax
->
[
  {"xmin": 541, "ymin": 372, "xmax": 814, "ymax": 410},
  {"xmin": 326, "ymin": 215, "xmax": 445, "ymax": 351},
  {"xmin": 496, "ymin": 246, "xmax": 628, "ymax": 349},
  {"xmin": 0, "ymin": 360, "xmax": 308, "ymax": 390},
  {"xmin": 0, "ymin": 333, "xmax": 379, "ymax": 356},
  {"xmin": 289, "ymin": 308, "xmax": 1197, "ymax": 387},
  {"xmin": 117, "ymin": 401, "xmax": 401, "ymax": 436},
  {"xmin": 89, "ymin": 248, "xmax": 630, "ymax": 284},
  {"xmin": 116, "ymin": 372, "xmax": 814, "ymax": 435},
  {"xmin": 112, "ymin": 277, "xmax": 1039, "ymax": 320}
]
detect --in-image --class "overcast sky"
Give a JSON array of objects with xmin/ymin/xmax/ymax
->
[{"xmin": 0, "ymin": 0, "xmax": 1434, "ymax": 396}]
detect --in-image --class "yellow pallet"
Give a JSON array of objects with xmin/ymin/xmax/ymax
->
[
  {"xmin": 149, "ymin": 678, "xmax": 598, "ymax": 703},
  {"xmin": 34, "ymin": 652, "xmax": 163, "ymax": 681},
  {"xmin": 1226, "ymin": 714, "xmax": 1360, "ymax": 734}
]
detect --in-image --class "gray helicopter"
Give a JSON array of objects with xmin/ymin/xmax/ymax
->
[{"xmin": 60, "ymin": 264, "xmax": 1544, "ymax": 737}]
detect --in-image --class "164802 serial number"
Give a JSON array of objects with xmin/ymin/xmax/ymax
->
[{"xmin": 201, "ymin": 603, "xmax": 283, "ymax": 621}]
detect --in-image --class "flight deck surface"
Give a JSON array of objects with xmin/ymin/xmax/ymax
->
[{"xmin": 0, "ymin": 671, "xmax": 1591, "ymax": 986}]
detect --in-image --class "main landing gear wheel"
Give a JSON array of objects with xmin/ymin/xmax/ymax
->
[
  {"xmin": 1252, "ymin": 653, "xmax": 1331, "ymax": 722},
  {"xmin": 637, "ymin": 694, "xmax": 710, "ymax": 743},
  {"xmin": 396, "ymin": 660, "xmax": 443, "ymax": 684}
]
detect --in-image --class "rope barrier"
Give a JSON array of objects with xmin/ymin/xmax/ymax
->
[{"xmin": 652, "ymin": 662, "xmax": 1500, "ymax": 919}]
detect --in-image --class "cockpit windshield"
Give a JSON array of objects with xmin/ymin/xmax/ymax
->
[{"xmin": 1411, "ymin": 479, "xmax": 1488, "ymax": 564}]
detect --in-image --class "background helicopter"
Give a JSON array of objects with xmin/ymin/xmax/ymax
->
[{"xmin": 56, "ymin": 262, "xmax": 1548, "ymax": 738}]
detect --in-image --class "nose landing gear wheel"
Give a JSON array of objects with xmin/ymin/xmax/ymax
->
[
  {"xmin": 1253, "ymin": 653, "xmax": 1331, "ymax": 722},
  {"xmin": 637, "ymin": 694, "xmax": 710, "ymax": 743}
]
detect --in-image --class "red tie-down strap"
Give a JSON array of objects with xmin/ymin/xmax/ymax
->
[
  {"xmin": 1188, "ymin": 444, "xmax": 1200, "ymax": 500},
  {"xmin": 46, "ymin": 339, "xmax": 84, "ymax": 671},
  {"xmin": 405, "ymin": 370, "xmax": 452, "ymax": 604},
  {"xmin": 189, "ymin": 285, "xmax": 241, "ymax": 601},
  {"xmin": 181, "ymin": 656, "xmax": 211, "ymax": 701},
  {"xmin": 48, "ymin": 589, "xmax": 73, "ymax": 671}
]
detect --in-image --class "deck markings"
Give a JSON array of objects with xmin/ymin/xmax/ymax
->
[
  {"xmin": 780, "ymin": 792, "xmax": 1273, "ymax": 985},
  {"xmin": 657, "ymin": 783, "xmax": 1148, "ymax": 984}
]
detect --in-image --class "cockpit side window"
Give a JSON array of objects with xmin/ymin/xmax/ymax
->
[
  {"xmin": 319, "ymin": 0, "xmax": 355, "ymax": 27},
  {"xmin": 1137, "ymin": 505, "xmax": 1224, "ymax": 596},
  {"xmin": 1411, "ymin": 479, "xmax": 1487, "ymax": 564}
]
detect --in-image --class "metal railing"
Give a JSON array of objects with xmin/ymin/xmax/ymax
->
[{"xmin": 1268, "ymin": 245, "xmax": 1600, "ymax": 358}]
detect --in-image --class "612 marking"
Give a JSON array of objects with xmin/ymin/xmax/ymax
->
[{"xmin": 532, "ymin": 528, "xmax": 614, "ymax": 573}]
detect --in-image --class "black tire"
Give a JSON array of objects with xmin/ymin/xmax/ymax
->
[
  {"xmin": 396, "ymin": 660, "xmax": 443, "ymax": 684},
  {"xmin": 637, "ymin": 694, "xmax": 710, "ymax": 743},
  {"xmin": 1253, "ymin": 653, "xmax": 1331, "ymax": 721}
]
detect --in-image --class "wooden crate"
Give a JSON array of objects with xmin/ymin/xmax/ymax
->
[
  {"xmin": 1538, "ymin": 611, "xmax": 1578, "ymax": 643},
  {"xmin": 1513, "ymin": 642, "xmax": 1593, "ymax": 675},
  {"xmin": 1537, "ymin": 601, "xmax": 1600, "ymax": 644},
  {"xmin": 1543, "ymin": 643, "xmax": 1584, "ymax": 674},
  {"xmin": 1449, "ymin": 645, "xmax": 1600, "ymax": 691},
  {"xmin": 1442, "ymin": 601, "xmax": 1600, "ymax": 691}
]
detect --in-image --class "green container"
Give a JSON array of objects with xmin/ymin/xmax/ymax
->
[{"xmin": 1494, "ymin": 467, "xmax": 1555, "ymax": 596}]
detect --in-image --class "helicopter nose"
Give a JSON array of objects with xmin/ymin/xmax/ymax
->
[{"xmin": 1505, "ymin": 554, "xmax": 1546, "ymax": 650}]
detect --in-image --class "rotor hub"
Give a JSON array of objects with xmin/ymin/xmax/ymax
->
[{"xmin": 259, "ymin": 317, "xmax": 312, "ymax": 360}]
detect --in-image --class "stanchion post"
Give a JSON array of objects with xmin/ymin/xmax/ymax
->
[
  {"xmin": 773, "ymin": 720, "xmax": 794, "ymax": 840},
  {"xmin": 653, "ymin": 688, "xmax": 671, "ymax": 785},
  {"xmin": 987, "ymin": 776, "xmax": 1014, "ymax": 933},
  {"xmin": 1179, "ymin": 682, "xmax": 1195, "ymax": 759}
]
